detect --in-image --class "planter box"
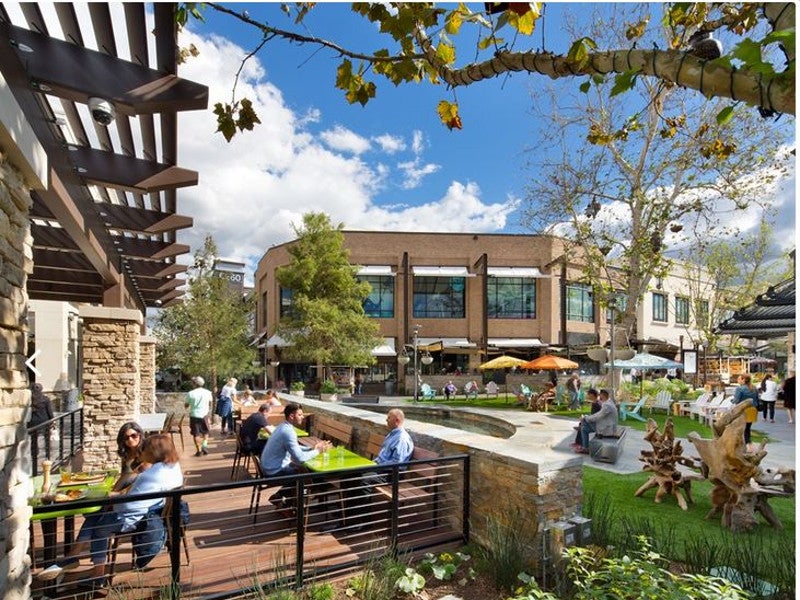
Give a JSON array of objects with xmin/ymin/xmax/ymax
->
[
  {"xmin": 292, "ymin": 390, "xmax": 305, "ymax": 397},
  {"xmin": 320, "ymin": 393, "xmax": 338, "ymax": 402}
]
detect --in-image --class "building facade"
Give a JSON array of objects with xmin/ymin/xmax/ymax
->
[{"xmin": 254, "ymin": 231, "xmax": 714, "ymax": 389}]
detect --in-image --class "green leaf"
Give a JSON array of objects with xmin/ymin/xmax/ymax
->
[
  {"xmin": 567, "ymin": 37, "xmax": 597, "ymax": 70},
  {"xmin": 579, "ymin": 80, "xmax": 591, "ymax": 93},
  {"xmin": 715, "ymin": 106, "xmax": 735, "ymax": 125},
  {"xmin": 335, "ymin": 60, "xmax": 354, "ymax": 91},
  {"xmin": 731, "ymin": 38, "xmax": 763, "ymax": 66},
  {"xmin": 610, "ymin": 69, "xmax": 639, "ymax": 96}
]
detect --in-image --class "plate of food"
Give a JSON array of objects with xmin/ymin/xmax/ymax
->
[
  {"xmin": 53, "ymin": 489, "xmax": 87, "ymax": 503},
  {"xmin": 58, "ymin": 472, "xmax": 106, "ymax": 486}
]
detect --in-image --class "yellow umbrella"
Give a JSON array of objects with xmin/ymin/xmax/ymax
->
[
  {"xmin": 520, "ymin": 355, "xmax": 579, "ymax": 371},
  {"xmin": 478, "ymin": 355, "xmax": 528, "ymax": 370},
  {"xmin": 478, "ymin": 355, "xmax": 528, "ymax": 402}
]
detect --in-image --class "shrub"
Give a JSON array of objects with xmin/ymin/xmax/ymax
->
[
  {"xmin": 320, "ymin": 379, "xmax": 337, "ymax": 394},
  {"xmin": 481, "ymin": 507, "xmax": 537, "ymax": 591},
  {"xmin": 290, "ymin": 381, "xmax": 305, "ymax": 391}
]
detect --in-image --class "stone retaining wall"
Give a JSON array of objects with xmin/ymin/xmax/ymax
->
[{"xmin": 0, "ymin": 152, "xmax": 34, "ymax": 598}]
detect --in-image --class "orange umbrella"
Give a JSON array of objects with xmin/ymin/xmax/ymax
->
[{"xmin": 520, "ymin": 354, "xmax": 579, "ymax": 371}]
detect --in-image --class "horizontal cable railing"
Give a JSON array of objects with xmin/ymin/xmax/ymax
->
[
  {"xmin": 30, "ymin": 453, "xmax": 469, "ymax": 599},
  {"xmin": 28, "ymin": 407, "xmax": 84, "ymax": 475}
]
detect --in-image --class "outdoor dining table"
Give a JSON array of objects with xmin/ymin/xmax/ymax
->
[
  {"xmin": 304, "ymin": 448, "xmax": 376, "ymax": 528},
  {"xmin": 138, "ymin": 412, "xmax": 168, "ymax": 435},
  {"xmin": 258, "ymin": 425, "xmax": 309, "ymax": 440},
  {"xmin": 30, "ymin": 470, "xmax": 118, "ymax": 564}
]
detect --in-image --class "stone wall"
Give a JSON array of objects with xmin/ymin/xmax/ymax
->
[
  {"xmin": 139, "ymin": 336, "xmax": 157, "ymax": 413},
  {"xmin": 0, "ymin": 152, "xmax": 34, "ymax": 598},
  {"xmin": 79, "ymin": 307, "xmax": 143, "ymax": 471}
]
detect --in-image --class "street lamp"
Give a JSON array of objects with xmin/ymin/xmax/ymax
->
[
  {"xmin": 608, "ymin": 298, "xmax": 617, "ymax": 402},
  {"xmin": 698, "ymin": 344, "xmax": 706, "ymax": 386},
  {"xmin": 397, "ymin": 325, "xmax": 432, "ymax": 401},
  {"xmin": 412, "ymin": 325, "xmax": 421, "ymax": 401}
]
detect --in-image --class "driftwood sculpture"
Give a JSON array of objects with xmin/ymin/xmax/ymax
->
[
  {"xmin": 687, "ymin": 401, "xmax": 795, "ymax": 533},
  {"xmin": 634, "ymin": 418, "xmax": 703, "ymax": 510}
]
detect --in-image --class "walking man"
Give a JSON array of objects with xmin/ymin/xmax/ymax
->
[{"xmin": 185, "ymin": 376, "xmax": 212, "ymax": 456}]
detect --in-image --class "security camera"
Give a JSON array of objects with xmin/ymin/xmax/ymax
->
[{"xmin": 88, "ymin": 97, "xmax": 116, "ymax": 126}]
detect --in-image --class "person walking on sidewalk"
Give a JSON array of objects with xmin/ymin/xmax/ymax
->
[
  {"xmin": 186, "ymin": 376, "xmax": 212, "ymax": 457},
  {"xmin": 759, "ymin": 373, "xmax": 778, "ymax": 423}
]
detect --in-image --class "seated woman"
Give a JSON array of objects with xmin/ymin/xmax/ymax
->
[
  {"xmin": 112, "ymin": 421, "xmax": 145, "ymax": 492},
  {"xmin": 263, "ymin": 388, "xmax": 282, "ymax": 407},
  {"xmin": 238, "ymin": 386, "xmax": 258, "ymax": 407},
  {"xmin": 37, "ymin": 434, "xmax": 183, "ymax": 584},
  {"xmin": 529, "ymin": 383, "xmax": 556, "ymax": 412}
]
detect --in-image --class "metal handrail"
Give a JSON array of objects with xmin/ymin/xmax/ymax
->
[
  {"xmin": 28, "ymin": 407, "xmax": 84, "ymax": 475},
  {"xmin": 31, "ymin": 453, "xmax": 470, "ymax": 599}
]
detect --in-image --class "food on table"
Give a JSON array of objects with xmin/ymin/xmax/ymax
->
[{"xmin": 53, "ymin": 489, "xmax": 86, "ymax": 503}]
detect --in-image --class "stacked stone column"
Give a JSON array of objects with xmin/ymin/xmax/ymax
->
[{"xmin": 79, "ymin": 307, "xmax": 143, "ymax": 471}]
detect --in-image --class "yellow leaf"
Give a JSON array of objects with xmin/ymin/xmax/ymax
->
[
  {"xmin": 437, "ymin": 100, "xmax": 462, "ymax": 130},
  {"xmin": 435, "ymin": 41, "xmax": 456, "ymax": 65},
  {"xmin": 508, "ymin": 5, "xmax": 539, "ymax": 35},
  {"xmin": 445, "ymin": 9, "xmax": 463, "ymax": 34}
]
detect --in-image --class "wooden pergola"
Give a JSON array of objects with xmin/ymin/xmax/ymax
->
[{"xmin": 0, "ymin": 3, "xmax": 207, "ymax": 310}]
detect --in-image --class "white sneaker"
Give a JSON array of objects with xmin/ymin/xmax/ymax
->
[{"xmin": 37, "ymin": 559, "xmax": 78, "ymax": 581}]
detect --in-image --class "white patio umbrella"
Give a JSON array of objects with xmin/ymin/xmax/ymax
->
[{"xmin": 604, "ymin": 352, "xmax": 684, "ymax": 397}]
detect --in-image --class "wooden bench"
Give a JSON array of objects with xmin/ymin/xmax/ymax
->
[
  {"xmin": 312, "ymin": 414, "xmax": 353, "ymax": 448},
  {"xmin": 373, "ymin": 446, "xmax": 441, "ymax": 529},
  {"xmin": 588, "ymin": 427, "xmax": 628, "ymax": 464}
]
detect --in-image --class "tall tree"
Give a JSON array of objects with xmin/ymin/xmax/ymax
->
[
  {"xmin": 154, "ymin": 235, "xmax": 256, "ymax": 390},
  {"xmin": 522, "ymin": 4, "xmax": 792, "ymax": 342},
  {"xmin": 678, "ymin": 217, "xmax": 785, "ymax": 352},
  {"xmin": 180, "ymin": 2, "xmax": 795, "ymax": 138},
  {"xmin": 276, "ymin": 213, "xmax": 381, "ymax": 369}
]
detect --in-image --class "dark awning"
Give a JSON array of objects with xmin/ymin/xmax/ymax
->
[{"xmin": 715, "ymin": 278, "xmax": 795, "ymax": 338}]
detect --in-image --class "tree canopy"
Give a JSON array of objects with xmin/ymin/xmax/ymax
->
[
  {"xmin": 153, "ymin": 235, "xmax": 256, "ymax": 390},
  {"xmin": 180, "ymin": 2, "xmax": 795, "ymax": 139},
  {"xmin": 276, "ymin": 212, "xmax": 381, "ymax": 367}
]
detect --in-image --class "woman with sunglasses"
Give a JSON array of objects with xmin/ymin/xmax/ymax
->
[
  {"xmin": 113, "ymin": 421, "xmax": 145, "ymax": 492},
  {"xmin": 37, "ymin": 434, "xmax": 183, "ymax": 585}
]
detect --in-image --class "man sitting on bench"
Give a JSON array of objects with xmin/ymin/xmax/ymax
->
[
  {"xmin": 574, "ymin": 389, "xmax": 618, "ymax": 454},
  {"xmin": 372, "ymin": 409, "xmax": 414, "ymax": 478}
]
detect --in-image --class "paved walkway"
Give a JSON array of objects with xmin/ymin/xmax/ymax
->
[{"xmin": 376, "ymin": 397, "xmax": 796, "ymax": 475}]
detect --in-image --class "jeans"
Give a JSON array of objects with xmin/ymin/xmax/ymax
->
[
  {"xmin": 580, "ymin": 419, "xmax": 597, "ymax": 449},
  {"xmin": 76, "ymin": 511, "xmax": 126, "ymax": 565},
  {"xmin": 762, "ymin": 401, "xmax": 776, "ymax": 420}
]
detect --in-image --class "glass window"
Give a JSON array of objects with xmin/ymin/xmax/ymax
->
[
  {"xmin": 566, "ymin": 283, "xmax": 594, "ymax": 323},
  {"xmin": 359, "ymin": 275, "xmax": 394, "ymax": 318},
  {"xmin": 413, "ymin": 277, "xmax": 466, "ymax": 318},
  {"xmin": 695, "ymin": 299, "xmax": 709, "ymax": 328},
  {"xmin": 605, "ymin": 292, "xmax": 628, "ymax": 323},
  {"xmin": 279, "ymin": 287, "xmax": 294, "ymax": 318},
  {"xmin": 488, "ymin": 277, "xmax": 536, "ymax": 319},
  {"xmin": 261, "ymin": 291, "xmax": 268, "ymax": 330},
  {"xmin": 652, "ymin": 292, "xmax": 668, "ymax": 322},
  {"xmin": 675, "ymin": 297, "xmax": 690, "ymax": 325}
]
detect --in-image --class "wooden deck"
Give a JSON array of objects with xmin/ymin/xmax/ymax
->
[{"xmin": 31, "ymin": 431, "xmax": 466, "ymax": 599}]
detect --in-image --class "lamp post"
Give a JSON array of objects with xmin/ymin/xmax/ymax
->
[
  {"xmin": 412, "ymin": 325, "xmax": 421, "ymax": 402},
  {"xmin": 608, "ymin": 298, "xmax": 616, "ymax": 402},
  {"xmin": 698, "ymin": 344, "xmax": 706, "ymax": 386}
]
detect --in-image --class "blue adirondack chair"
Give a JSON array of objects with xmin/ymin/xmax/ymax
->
[
  {"xmin": 620, "ymin": 396, "xmax": 647, "ymax": 422},
  {"xmin": 420, "ymin": 383, "xmax": 436, "ymax": 400}
]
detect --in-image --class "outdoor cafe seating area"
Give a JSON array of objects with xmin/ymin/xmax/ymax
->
[{"xmin": 29, "ymin": 414, "xmax": 468, "ymax": 600}]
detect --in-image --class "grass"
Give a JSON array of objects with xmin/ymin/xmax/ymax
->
[{"xmin": 581, "ymin": 465, "xmax": 796, "ymax": 554}]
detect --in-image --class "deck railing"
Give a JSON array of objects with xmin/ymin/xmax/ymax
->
[
  {"xmin": 31, "ymin": 453, "xmax": 470, "ymax": 599},
  {"xmin": 28, "ymin": 407, "xmax": 84, "ymax": 475}
]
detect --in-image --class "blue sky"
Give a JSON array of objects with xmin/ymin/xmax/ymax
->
[{"xmin": 169, "ymin": 3, "xmax": 795, "ymax": 282}]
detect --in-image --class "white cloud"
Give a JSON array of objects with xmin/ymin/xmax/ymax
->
[
  {"xmin": 396, "ymin": 129, "xmax": 440, "ymax": 189},
  {"xmin": 173, "ymin": 28, "xmax": 514, "ymax": 278},
  {"xmin": 319, "ymin": 125, "xmax": 371, "ymax": 154},
  {"xmin": 373, "ymin": 133, "xmax": 406, "ymax": 154}
]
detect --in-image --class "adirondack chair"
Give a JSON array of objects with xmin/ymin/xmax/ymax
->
[
  {"xmin": 420, "ymin": 383, "xmax": 436, "ymax": 400},
  {"xmin": 620, "ymin": 396, "xmax": 647, "ymax": 422},
  {"xmin": 699, "ymin": 393, "xmax": 726, "ymax": 425},
  {"xmin": 484, "ymin": 381, "xmax": 499, "ymax": 398},
  {"xmin": 651, "ymin": 390, "xmax": 673, "ymax": 414},
  {"xmin": 705, "ymin": 396, "xmax": 734, "ymax": 427},
  {"xmin": 464, "ymin": 381, "xmax": 479, "ymax": 399},
  {"xmin": 685, "ymin": 392, "xmax": 712, "ymax": 419}
]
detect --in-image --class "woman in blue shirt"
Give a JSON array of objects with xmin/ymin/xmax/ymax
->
[{"xmin": 733, "ymin": 374, "xmax": 760, "ymax": 449}]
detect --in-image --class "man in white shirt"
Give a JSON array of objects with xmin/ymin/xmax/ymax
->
[{"xmin": 185, "ymin": 376, "xmax": 212, "ymax": 456}]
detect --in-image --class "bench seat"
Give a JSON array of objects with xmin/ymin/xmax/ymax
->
[{"xmin": 588, "ymin": 427, "xmax": 628, "ymax": 464}]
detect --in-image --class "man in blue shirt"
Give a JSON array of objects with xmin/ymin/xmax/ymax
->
[
  {"xmin": 260, "ymin": 403, "xmax": 330, "ymax": 476},
  {"xmin": 375, "ymin": 409, "xmax": 414, "ymax": 465}
]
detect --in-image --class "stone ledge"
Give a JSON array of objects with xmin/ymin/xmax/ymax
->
[{"xmin": 79, "ymin": 305, "xmax": 143, "ymax": 324}]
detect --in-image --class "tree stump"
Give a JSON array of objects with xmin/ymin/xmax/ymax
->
[
  {"xmin": 687, "ymin": 401, "xmax": 795, "ymax": 532},
  {"xmin": 634, "ymin": 418, "xmax": 702, "ymax": 510}
]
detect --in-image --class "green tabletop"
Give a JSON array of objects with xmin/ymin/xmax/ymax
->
[
  {"xmin": 30, "ymin": 471, "xmax": 117, "ymax": 521},
  {"xmin": 258, "ymin": 425, "xmax": 309, "ymax": 440},
  {"xmin": 305, "ymin": 448, "xmax": 376, "ymax": 473}
]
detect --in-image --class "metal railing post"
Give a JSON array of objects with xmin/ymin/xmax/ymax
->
[
  {"xmin": 389, "ymin": 466, "xmax": 400, "ymax": 553},
  {"xmin": 462, "ymin": 455, "xmax": 470, "ymax": 542},
  {"xmin": 169, "ymin": 492, "xmax": 182, "ymax": 599},
  {"xmin": 295, "ymin": 479, "xmax": 305, "ymax": 589}
]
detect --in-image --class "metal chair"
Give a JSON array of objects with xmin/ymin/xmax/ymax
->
[{"xmin": 167, "ymin": 414, "xmax": 186, "ymax": 451}]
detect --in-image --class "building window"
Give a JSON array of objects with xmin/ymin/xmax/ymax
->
[
  {"xmin": 261, "ymin": 291, "xmax": 268, "ymax": 330},
  {"xmin": 279, "ymin": 287, "xmax": 294, "ymax": 318},
  {"xmin": 413, "ymin": 277, "xmax": 466, "ymax": 318},
  {"xmin": 675, "ymin": 296, "xmax": 690, "ymax": 325},
  {"xmin": 566, "ymin": 283, "xmax": 594, "ymax": 323},
  {"xmin": 488, "ymin": 277, "xmax": 536, "ymax": 319},
  {"xmin": 652, "ymin": 292, "xmax": 668, "ymax": 322},
  {"xmin": 695, "ymin": 299, "xmax": 709, "ymax": 328},
  {"xmin": 605, "ymin": 292, "xmax": 628, "ymax": 323},
  {"xmin": 359, "ymin": 275, "xmax": 394, "ymax": 318}
]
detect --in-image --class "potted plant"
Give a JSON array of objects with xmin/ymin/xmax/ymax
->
[
  {"xmin": 319, "ymin": 379, "xmax": 338, "ymax": 402},
  {"xmin": 290, "ymin": 381, "xmax": 305, "ymax": 397},
  {"xmin": 614, "ymin": 347, "xmax": 636, "ymax": 360},
  {"xmin": 587, "ymin": 346, "xmax": 608, "ymax": 362}
]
